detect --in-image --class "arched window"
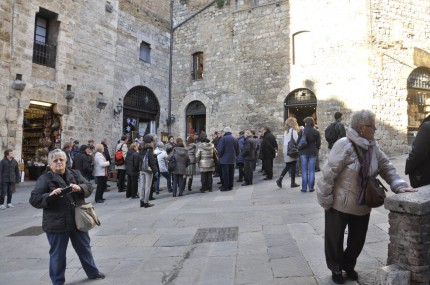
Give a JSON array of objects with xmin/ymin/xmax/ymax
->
[{"xmin": 192, "ymin": 52, "xmax": 204, "ymax": 80}]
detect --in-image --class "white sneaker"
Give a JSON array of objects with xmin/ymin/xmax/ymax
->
[
  {"xmin": 0, "ymin": 205, "xmax": 6, "ymax": 210},
  {"xmin": 7, "ymin": 204, "xmax": 14, "ymax": 208}
]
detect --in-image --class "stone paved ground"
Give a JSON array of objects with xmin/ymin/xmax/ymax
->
[{"xmin": 0, "ymin": 155, "xmax": 410, "ymax": 285}]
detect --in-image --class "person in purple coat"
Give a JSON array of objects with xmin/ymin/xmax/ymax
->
[{"xmin": 217, "ymin": 127, "xmax": 239, "ymax": 191}]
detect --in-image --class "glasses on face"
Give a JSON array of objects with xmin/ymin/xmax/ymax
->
[
  {"xmin": 363, "ymin": 125, "xmax": 377, "ymax": 130},
  {"xmin": 53, "ymin": 158, "xmax": 65, "ymax": 163}
]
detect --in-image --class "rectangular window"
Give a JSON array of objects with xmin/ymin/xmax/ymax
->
[
  {"xmin": 139, "ymin": 42, "xmax": 151, "ymax": 63},
  {"xmin": 32, "ymin": 8, "xmax": 58, "ymax": 68},
  {"xmin": 192, "ymin": 52, "xmax": 204, "ymax": 80}
]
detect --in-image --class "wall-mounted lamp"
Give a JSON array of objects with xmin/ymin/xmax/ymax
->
[
  {"xmin": 64, "ymin": 84, "xmax": 75, "ymax": 100},
  {"xmin": 114, "ymin": 99, "xmax": 123, "ymax": 116},
  {"xmin": 12, "ymin": 73, "xmax": 26, "ymax": 91},
  {"xmin": 96, "ymin": 98, "xmax": 108, "ymax": 112},
  {"xmin": 166, "ymin": 114, "xmax": 176, "ymax": 125}
]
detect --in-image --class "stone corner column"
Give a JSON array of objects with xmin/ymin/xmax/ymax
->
[{"xmin": 379, "ymin": 185, "xmax": 430, "ymax": 285}]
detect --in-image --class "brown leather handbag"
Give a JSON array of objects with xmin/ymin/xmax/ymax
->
[{"xmin": 365, "ymin": 177, "xmax": 388, "ymax": 208}]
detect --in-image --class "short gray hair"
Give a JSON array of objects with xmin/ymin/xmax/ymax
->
[
  {"xmin": 350, "ymin": 110, "xmax": 376, "ymax": 131},
  {"xmin": 157, "ymin": 141, "xmax": 164, "ymax": 149},
  {"xmin": 48, "ymin": 149, "xmax": 67, "ymax": 164}
]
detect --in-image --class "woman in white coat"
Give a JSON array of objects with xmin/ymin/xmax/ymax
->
[
  {"xmin": 93, "ymin": 144, "xmax": 110, "ymax": 203},
  {"xmin": 276, "ymin": 117, "xmax": 300, "ymax": 188}
]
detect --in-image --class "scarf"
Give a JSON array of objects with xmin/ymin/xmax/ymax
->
[{"xmin": 356, "ymin": 145, "xmax": 373, "ymax": 205}]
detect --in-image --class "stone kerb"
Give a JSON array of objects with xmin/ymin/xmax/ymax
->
[{"xmin": 377, "ymin": 185, "xmax": 430, "ymax": 285}]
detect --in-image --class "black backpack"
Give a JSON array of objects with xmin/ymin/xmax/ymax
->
[{"xmin": 325, "ymin": 122, "xmax": 338, "ymax": 146}]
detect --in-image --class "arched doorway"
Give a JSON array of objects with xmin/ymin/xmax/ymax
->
[
  {"xmin": 407, "ymin": 67, "xmax": 430, "ymax": 144},
  {"xmin": 284, "ymin": 88, "xmax": 317, "ymax": 126},
  {"xmin": 186, "ymin": 100, "xmax": 206, "ymax": 136},
  {"xmin": 123, "ymin": 86, "xmax": 160, "ymax": 141}
]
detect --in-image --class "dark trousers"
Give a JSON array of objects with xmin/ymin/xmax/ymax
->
[
  {"xmin": 200, "ymin": 171, "xmax": 213, "ymax": 191},
  {"xmin": 155, "ymin": 172, "xmax": 172, "ymax": 192},
  {"xmin": 221, "ymin": 164, "xmax": 235, "ymax": 190},
  {"xmin": 126, "ymin": 175, "xmax": 138, "ymax": 198},
  {"xmin": 262, "ymin": 159, "xmax": 274, "ymax": 178},
  {"xmin": 117, "ymin": 169, "xmax": 126, "ymax": 191},
  {"xmin": 172, "ymin": 174, "xmax": 185, "ymax": 196},
  {"xmin": 95, "ymin": 176, "xmax": 107, "ymax": 201},
  {"xmin": 0, "ymin": 181, "xmax": 14, "ymax": 204},
  {"xmin": 244, "ymin": 160, "xmax": 255, "ymax": 184},
  {"xmin": 324, "ymin": 208, "xmax": 370, "ymax": 272},
  {"xmin": 46, "ymin": 231, "xmax": 99, "ymax": 285},
  {"xmin": 237, "ymin": 163, "xmax": 244, "ymax": 181}
]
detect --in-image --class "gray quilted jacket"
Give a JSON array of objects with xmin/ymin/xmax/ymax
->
[{"xmin": 316, "ymin": 129, "xmax": 408, "ymax": 216}]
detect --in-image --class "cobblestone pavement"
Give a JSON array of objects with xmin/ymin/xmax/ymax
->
[{"xmin": 0, "ymin": 155, "xmax": 410, "ymax": 285}]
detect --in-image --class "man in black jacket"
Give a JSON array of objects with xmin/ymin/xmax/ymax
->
[
  {"xmin": 241, "ymin": 130, "xmax": 256, "ymax": 186},
  {"xmin": 0, "ymin": 149, "xmax": 20, "ymax": 209},
  {"xmin": 260, "ymin": 126, "xmax": 278, "ymax": 180},
  {"xmin": 72, "ymin": 145, "xmax": 93, "ymax": 181}
]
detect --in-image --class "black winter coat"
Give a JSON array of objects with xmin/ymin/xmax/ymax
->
[
  {"xmin": 298, "ymin": 126, "xmax": 321, "ymax": 156},
  {"xmin": 0, "ymin": 157, "xmax": 20, "ymax": 183},
  {"xmin": 241, "ymin": 136, "xmax": 256, "ymax": 161},
  {"xmin": 260, "ymin": 131, "xmax": 278, "ymax": 160},
  {"xmin": 29, "ymin": 169, "xmax": 92, "ymax": 233},
  {"xmin": 72, "ymin": 151, "xmax": 93, "ymax": 178},
  {"xmin": 139, "ymin": 147, "xmax": 159, "ymax": 173},
  {"xmin": 125, "ymin": 150, "xmax": 140, "ymax": 176},
  {"xmin": 405, "ymin": 121, "xmax": 430, "ymax": 188}
]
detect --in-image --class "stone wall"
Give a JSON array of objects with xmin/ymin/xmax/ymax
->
[
  {"xmin": 171, "ymin": 0, "xmax": 430, "ymax": 158},
  {"xmin": 0, "ymin": 0, "xmax": 170, "ymax": 160}
]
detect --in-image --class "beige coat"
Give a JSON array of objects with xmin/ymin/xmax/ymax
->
[{"xmin": 316, "ymin": 129, "xmax": 408, "ymax": 216}]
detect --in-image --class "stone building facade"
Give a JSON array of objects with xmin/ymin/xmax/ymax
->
[
  {"xmin": 0, "ymin": 0, "xmax": 171, "ymax": 171},
  {"xmin": 170, "ymin": 0, "xmax": 430, "ymax": 157}
]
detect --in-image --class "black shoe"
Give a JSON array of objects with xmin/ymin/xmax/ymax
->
[
  {"xmin": 140, "ymin": 200, "xmax": 145, "ymax": 207},
  {"xmin": 276, "ymin": 179, "xmax": 282, "ymax": 188},
  {"xmin": 106, "ymin": 185, "xmax": 111, "ymax": 187},
  {"xmin": 344, "ymin": 269, "xmax": 358, "ymax": 281},
  {"xmin": 104, "ymin": 189, "xmax": 110, "ymax": 192},
  {"xmin": 200, "ymin": 189, "xmax": 206, "ymax": 193},
  {"xmin": 263, "ymin": 177, "xmax": 272, "ymax": 180},
  {"xmin": 178, "ymin": 194, "xmax": 183, "ymax": 196},
  {"xmin": 331, "ymin": 271, "xmax": 345, "ymax": 284},
  {"xmin": 102, "ymin": 198, "xmax": 106, "ymax": 201},
  {"xmin": 149, "ymin": 196, "xmax": 156, "ymax": 201},
  {"xmin": 309, "ymin": 189, "xmax": 315, "ymax": 192},
  {"xmin": 241, "ymin": 182, "xmax": 250, "ymax": 186},
  {"xmin": 173, "ymin": 194, "xmax": 177, "ymax": 197},
  {"xmin": 89, "ymin": 272, "xmax": 105, "ymax": 280},
  {"xmin": 131, "ymin": 195, "xmax": 139, "ymax": 199},
  {"xmin": 208, "ymin": 189, "xmax": 212, "ymax": 192},
  {"xmin": 236, "ymin": 179, "xmax": 243, "ymax": 182},
  {"xmin": 217, "ymin": 181, "xmax": 222, "ymax": 184},
  {"xmin": 156, "ymin": 191, "xmax": 160, "ymax": 195},
  {"xmin": 291, "ymin": 183, "xmax": 300, "ymax": 188},
  {"xmin": 219, "ymin": 187, "xmax": 226, "ymax": 191},
  {"xmin": 95, "ymin": 200, "xmax": 104, "ymax": 203},
  {"xmin": 168, "ymin": 190, "xmax": 173, "ymax": 193},
  {"xmin": 118, "ymin": 190, "xmax": 125, "ymax": 192},
  {"xmin": 143, "ymin": 203, "xmax": 154, "ymax": 208}
]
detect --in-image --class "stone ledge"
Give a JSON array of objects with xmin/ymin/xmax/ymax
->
[
  {"xmin": 384, "ymin": 186, "xmax": 430, "ymax": 215},
  {"xmin": 376, "ymin": 264, "xmax": 410, "ymax": 285}
]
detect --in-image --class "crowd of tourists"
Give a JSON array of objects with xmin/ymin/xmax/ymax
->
[{"xmin": 11, "ymin": 109, "xmax": 429, "ymax": 285}]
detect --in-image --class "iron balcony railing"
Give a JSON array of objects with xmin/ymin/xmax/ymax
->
[{"xmin": 32, "ymin": 41, "xmax": 56, "ymax": 67}]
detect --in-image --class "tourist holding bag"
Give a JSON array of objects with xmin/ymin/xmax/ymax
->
[
  {"xmin": 29, "ymin": 149, "xmax": 105, "ymax": 284},
  {"xmin": 316, "ymin": 110, "xmax": 416, "ymax": 284}
]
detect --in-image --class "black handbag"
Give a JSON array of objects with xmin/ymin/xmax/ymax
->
[
  {"xmin": 168, "ymin": 150, "xmax": 176, "ymax": 172},
  {"xmin": 287, "ymin": 131, "xmax": 299, "ymax": 158}
]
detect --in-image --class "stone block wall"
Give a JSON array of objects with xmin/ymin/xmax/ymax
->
[
  {"xmin": 0, "ymin": 0, "xmax": 170, "ymax": 159},
  {"xmin": 385, "ymin": 186, "xmax": 430, "ymax": 284}
]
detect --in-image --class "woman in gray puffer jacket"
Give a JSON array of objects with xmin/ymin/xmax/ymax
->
[
  {"xmin": 316, "ymin": 110, "xmax": 416, "ymax": 284},
  {"xmin": 168, "ymin": 138, "xmax": 189, "ymax": 197},
  {"xmin": 196, "ymin": 138, "xmax": 216, "ymax": 192},
  {"xmin": 185, "ymin": 136, "xmax": 197, "ymax": 191}
]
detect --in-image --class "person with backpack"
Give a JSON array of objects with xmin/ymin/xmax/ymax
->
[
  {"xmin": 325, "ymin": 112, "xmax": 346, "ymax": 149},
  {"xmin": 115, "ymin": 135, "xmax": 128, "ymax": 192},
  {"xmin": 276, "ymin": 118, "xmax": 300, "ymax": 189}
]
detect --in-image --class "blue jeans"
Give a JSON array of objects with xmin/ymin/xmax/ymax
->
[
  {"xmin": 46, "ymin": 231, "xmax": 99, "ymax": 285},
  {"xmin": 154, "ymin": 172, "xmax": 172, "ymax": 192},
  {"xmin": 300, "ymin": 155, "xmax": 316, "ymax": 191},
  {"xmin": 0, "ymin": 181, "xmax": 14, "ymax": 204}
]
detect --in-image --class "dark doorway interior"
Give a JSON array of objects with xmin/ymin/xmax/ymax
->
[
  {"xmin": 284, "ymin": 88, "xmax": 318, "ymax": 127},
  {"xmin": 186, "ymin": 101, "xmax": 206, "ymax": 136}
]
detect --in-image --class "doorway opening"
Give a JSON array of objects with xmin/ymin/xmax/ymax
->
[
  {"xmin": 123, "ymin": 86, "xmax": 160, "ymax": 141},
  {"xmin": 284, "ymin": 88, "xmax": 317, "ymax": 127},
  {"xmin": 407, "ymin": 67, "xmax": 430, "ymax": 144},
  {"xmin": 186, "ymin": 101, "xmax": 206, "ymax": 137}
]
